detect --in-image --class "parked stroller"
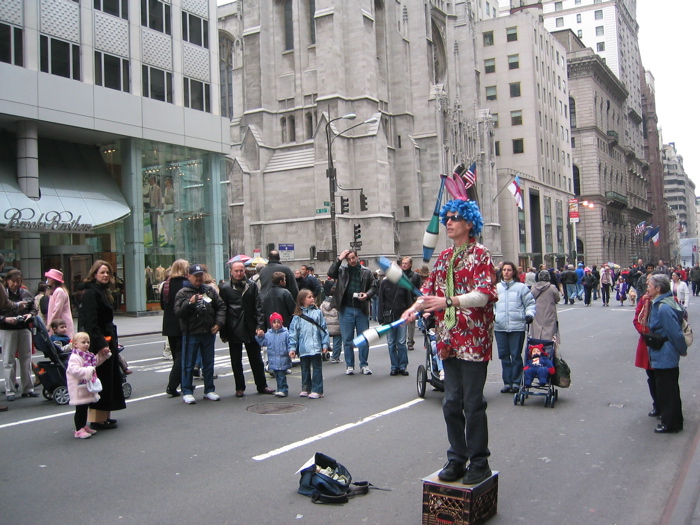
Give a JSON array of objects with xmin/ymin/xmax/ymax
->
[
  {"xmin": 513, "ymin": 336, "xmax": 559, "ymax": 408},
  {"xmin": 416, "ymin": 315, "xmax": 444, "ymax": 397}
]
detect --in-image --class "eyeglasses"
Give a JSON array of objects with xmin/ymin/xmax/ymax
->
[{"xmin": 445, "ymin": 215, "xmax": 466, "ymax": 223}]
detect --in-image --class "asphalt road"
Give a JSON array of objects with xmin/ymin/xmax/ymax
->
[{"xmin": 1, "ymin": 297, "xmax": 699, "ymax": 524}]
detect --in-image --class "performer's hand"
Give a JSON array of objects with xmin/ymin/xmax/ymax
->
[{"xmin": 414, "ymin": 296, "xmax": 448, "ymax": 313}]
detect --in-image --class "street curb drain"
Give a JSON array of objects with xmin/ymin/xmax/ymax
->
[{"xmin": 246, "ymin": 403, "xmax": 307, "ymax": 415}]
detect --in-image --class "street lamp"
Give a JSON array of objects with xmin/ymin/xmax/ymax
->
[{"xmin": 325, "ymin": 113, "xmax": 377, "ymax": 260}]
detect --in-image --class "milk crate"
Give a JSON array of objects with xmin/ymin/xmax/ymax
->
[{"xmin": 421, "ymin": 470, "xmax": 498, "ymax": 525}]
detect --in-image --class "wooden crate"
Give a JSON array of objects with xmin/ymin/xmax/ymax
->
[{"xmin": 421, "ymin": 470, "xmax": 498, "ymax": 525}]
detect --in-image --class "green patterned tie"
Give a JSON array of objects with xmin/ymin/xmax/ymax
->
[{"xmin": 444, "ymin": 242, "xmax": 468, "ymax": 330}]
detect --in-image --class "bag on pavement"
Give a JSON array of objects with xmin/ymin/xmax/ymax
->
[
  {"xmin": 297, "ymin": 452, "xmax": 385, "ymax": 504},
  {"xmin": 551, "ymin": 355, "xmax": 571, "ymax": 388}
]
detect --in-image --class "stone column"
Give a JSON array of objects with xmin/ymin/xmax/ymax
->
[
  {"xmin": 120, "ymin": 139, "xmax": 146, "ymax": 314},
  {"xmin": 19, "ymin": 233, "xmax": 42, "ymax": 294},
  {"xmin": 17, "ymin": 121, "xmax": 40, "ymax": 200}
]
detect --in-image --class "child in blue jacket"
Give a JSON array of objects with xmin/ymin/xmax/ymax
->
[
  {"xmin": 255, "ymin": 312, "xmax": 292, "ymax": 397},
  {"xmin": 289, "ymin": 290, "xmax": 329, "ymax": 398}
]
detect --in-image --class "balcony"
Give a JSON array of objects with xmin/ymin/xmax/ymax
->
[
  {"xmin": 607, "ymin": 130, "xmax": 618, "ymax": 147},
  {"xmin": 605, "ymin": 190, "xmax": 628, "ymax": 209}
]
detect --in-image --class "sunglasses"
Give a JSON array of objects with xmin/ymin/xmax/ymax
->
[{"xmin": 445, "ymin": 215, "xmax": 467, "ymax": 223}]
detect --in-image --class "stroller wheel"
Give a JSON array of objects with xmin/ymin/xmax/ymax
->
[
  {"xmin": 416, "ymin": 365, "xmax": 427, "ymax": 398},
  {"xmin": 544, "ymin": 394, "xmax": 551, "ymax": 407},
  {"xmin": 42, "ymin": 388, "xmax": 52, "ymax": 400},
  {"xmin": 53, "ymin": 386, "xmax": 70, "ymax": 405},
  {"xmin": 513, "ymin": 392, "xmax": 520, "ymax": 405},
  {"xmin": 122, "ymin": 382, "xmax": 133, "ymax": 399},
  {"xmin": 550, "ymin": 391, "xmax": 557, "ymax": 408}
]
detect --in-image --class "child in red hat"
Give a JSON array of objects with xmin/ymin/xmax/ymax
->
[{"xmin": 255, "ymin": 312, "xmax": 292, "ymax": 397}]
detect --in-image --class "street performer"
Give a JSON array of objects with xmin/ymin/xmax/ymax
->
[{"xmin": 402, "ymin": 198, "xmax": 497, "ymax": 486}]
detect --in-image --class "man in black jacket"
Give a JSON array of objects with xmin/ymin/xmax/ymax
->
[
  {"xmin": 262, "ymin": 272, "xmax": 296, "ymax": 329},
  {"xmin": 219, "ymin": 261, "xmax": 275, "ymax": 397},
  {"xmin": 400, "ymin": 257, "xmax": 422, "ymax": 351},
  {"xmin": 327, "ymin": 249, "xmax": 377, "ymax": 375},
  {"xmin": 560, "ymin": 265, "xmax": 579, "ymax": 305},
  {"xmin": 174, "ymin": 264, "xmax": 226, "ymax": 405},
  {"xmin": 258, "ymin": 250, "xmax": 299, "ymax": 301}
]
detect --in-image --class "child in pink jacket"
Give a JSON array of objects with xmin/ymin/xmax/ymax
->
[{"xmin": 66, "ymin": 332, "xmax": 111, "ymax": 439}]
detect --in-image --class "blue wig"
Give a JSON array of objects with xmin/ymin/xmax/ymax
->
[{"xmin": 439, "ymin": 199, "xmax": 484, "ymax": 237}]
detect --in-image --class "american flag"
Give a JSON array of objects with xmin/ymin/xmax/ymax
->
[
  {"xmin": 634, "ymin": 221, "xmax": 646, "ymax": 235},
  {"xmin": 461, "ymin": 162, "xmax": 477, "ymax": 189}
]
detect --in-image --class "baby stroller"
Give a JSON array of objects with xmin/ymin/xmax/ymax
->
[
  {"xmin": 513, "ymin": 336, "xmax": 559, "ymax": 408},
  {"xmin": 416, "ymin": 315, "xmax": 444, "ymax": 397},
  {"xmin": 31, "ymin": 316, "xmax": 71, "ymax": 405}
]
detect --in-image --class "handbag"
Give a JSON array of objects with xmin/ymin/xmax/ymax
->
[
  {"xmin": 86, "ymin": 377, "xmax": 103, "ymax": 393},
  {"xmin": 551, "ymin": 355, "xmax": 571, "ymax": 388},
  {"xmin": 298, "ymin": 453, "xmax": 384, "ymax": 504},
  {"xmin": 643, "ymin": 332, "xmax": 666, "ymax": 350}
]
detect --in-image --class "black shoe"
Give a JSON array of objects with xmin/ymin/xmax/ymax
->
[
  {"xmin": 509, "ymin": 386, "xmax": 520, "ymax": 393},
  {"xmin": 648, "ymin": 408, "xmax": 659, "ymax": 418},
  {"xmin": 21, "ymin": 392, "xmax": 40, "ymax": 398},
  {"xmin": 91, "ymin": 420, "xmax": 118, "ymax": 430},
  {"xmin": 192, "ymin": 368, "xmax": 201, "ymax": 378},
  {"xmin": 438, "ymin": 460, "xmax": 467, "ymax": 482},
  {"xmin": 166, "ymin": 388, "xmax": 181, "ymax": 397},
  {"xmin": 399, "ymin": 369, "xmax": 409, "ymax": 376},
  {"xmin": 462, "ymin": 464, "xmax": 492, "ymax": 485},
  {"xmin": 655, "ymin": 424, "xmax": 682, "ymax": 434},
  {"xmin": 390, "ymin": 369, "xmax": 398, "ymax": 376},
  {"xmin": 500, "ymin": 386, "xmax": 511, "ymax": 393}
]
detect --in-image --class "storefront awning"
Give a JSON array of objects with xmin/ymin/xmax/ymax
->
[{"xmin": 0, "ymin": 140, "xmax": 131, "ymax": 233}]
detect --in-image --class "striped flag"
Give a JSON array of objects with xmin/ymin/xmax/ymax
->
[
  {"xmin": 644, "ymin": 225, "xmax": 659, "ymax": 243},
  {"xmin": 509, "ymin": 175, "xmax": 523, "ymax": 209},
  {"xmin": 652, "ymin": 228, "xmax": 661, "ymax": 245},
  {"xmin": 461, "ymin": 162, "xmax": 477, "ymax": 189},
  {"xmin": 634, "ymin": 221, "xmax": 646, "ymax": 235}
]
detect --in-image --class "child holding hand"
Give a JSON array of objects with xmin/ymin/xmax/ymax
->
[
  {"xmin": 66, "ymin": 332, "xmax": 111, "ymax": 439},
  {"xmin": 255, "ymin": 312, "xmax": 292, "ymax": 397},
  {"xmin": 289, "ymin": 290, "xmax": 329, "ymax": 399}
]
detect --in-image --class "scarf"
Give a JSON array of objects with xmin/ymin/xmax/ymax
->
[
  {"xmin": 637, "ymin": 293, "xmax": 651, "ymax": 330},
  {"xmin": 444, "ymin": 242, "xmax": 469, "ymax": 330},
  {"xmin": 72, "ymin": 347, "xmax": 97, "ymax": 368}
]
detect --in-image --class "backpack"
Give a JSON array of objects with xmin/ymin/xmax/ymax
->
[
  {"xmin": 298, "ymin": 453, "xmax": 384, "ymax": 504},
  {"xmin": 682, "ymin": 319, "xmax": 693, "ymax": 348}
]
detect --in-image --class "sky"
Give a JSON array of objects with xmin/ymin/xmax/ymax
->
[{"xmin": 635, "ymin": 1, "xmax": 699, "ymax": 188}]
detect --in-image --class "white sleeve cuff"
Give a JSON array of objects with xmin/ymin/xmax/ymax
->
[{"xmin": 455, "ymin": 291, "xmax": 489, "ymax": 308}]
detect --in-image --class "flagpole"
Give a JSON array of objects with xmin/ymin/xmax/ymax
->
[{"xmin": 492, "ymin": 172, "xmax": 517, "ymax": 202}]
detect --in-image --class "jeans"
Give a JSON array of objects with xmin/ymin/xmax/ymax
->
[
  {"xmin": 693, "ymin": 281, "xmax": 700, "ymax": 296},
  {"xmin": 300, "ymin": 354, "xmax": 323, "ymax": 394},
  {"xmin": 370, "ymin": 296, "xmax": 379, "ymax": 321},
  {"xmin": 1, "ymin": 328, "xmax": 34, "ymax": 396},
  {"xmin": 576, "ymin": 283, "xmax": 583, "ymax": 299},
  {"xmin": 228, "ymin": 340, "xmax": 269, "ymax": 392},
  {"xmin": 339, "ymin": 306, "xmax": 370, "ymax": 368},
  {"xmin": 442, "ymin": 358, "xmax": 490, "ymax": 467},
  {"xmin": 406, "ymin": 320, "xmax": 416, "ymax": 349},
  {"xmin": 584, "ymin": 286, "xmax": 593, "ymax": 305},
  {"xmin": 166, "ymin": 335, "xmax": 182, "ymax": 392},
  {"xmin": 273, "ymin": 370, "xmax": 289, "ymax": 394},
  {"xmin": 181, "ymin": 333, "xmax": 216, "ymax": 396},
  {"xmin": 495, "ymin": 331, "xmax": 525, "ymax": 387},
  {"xmin": 331, "ymin": 334, "xmax": 343, "ymax": 360},
  {"xmin": 655, "ymin": 367, "xmax": 683, "ymax": 431},
  {"xmin": 387, "ymin": 322, "xmax": 408, "ymax": 372},
  {"xmin": 565, "ymin": 284, "xmax": 577, "ymax": 303},
  {"xmin": 601, "ymin": 284, "xmax": 611, "ymax": 305}
]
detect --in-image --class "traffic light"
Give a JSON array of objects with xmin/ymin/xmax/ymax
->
[
  {"xmin": 354, "ymin": 223, "xmax": 362, "ymax": 241},
  {"xmin": 360, "ymin": 191, "xmax": 368, "ymax": 212},
  {"xmin": 340, "ymin": 196, "xmax": 349, "ymax": 214}
]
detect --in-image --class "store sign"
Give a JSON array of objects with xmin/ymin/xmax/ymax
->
[
  {"xmin": 568, "ymin": 199, "xmax": 580, "ymax": 223},
  {"xmin": 3, "ymin": 208, "xmax": 93, "ymax": 233}
]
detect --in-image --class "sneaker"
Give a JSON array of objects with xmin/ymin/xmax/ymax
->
[
  {"xmin": 299, "ymin": 391, "xmax": 309, "ymax": 397},
  {"xmin": 462, "ymin": 464, "xmax": 492, "ymax": 485},
  {"xmin": 203, "ymin": 392, "xmax": 220, "ymax": 401},
  {"xmin": 345, "ymin": 367, "xmax": 354, "ymax": 375},
  {"xmin": 361, "ymin": 366, "xmax": 373, "ymax": 375},
  {"xmin": 399, "ymin": 369, "xmax": 409, "ymax": 376},
  {"xmin": 274, "ymin": 391, "xmax": 288, "ymax": 397},
  {"xmin": 82, "ymin": 426, "xmax": 97, "ymax": 435},
  {"xmin": 438, "ymin": 459, "xmax": 467, "ymax": 482},
  {"xmin": 6, "ymin": 394, "xmax": 15, "ymax": 402},
  {"xmin": 183, "ymin": 394, "xmax": 196, "ymax": 404},
  {"xmin": 330, "ymin": 358, "xmax": 340, "ymax": 364},
  {"xmin": 74, "ymin": 429, "xmax": 92, "ymax": 439},
  {"xmin": 308, "ymin": 392, "xmax": 324, "ymax": 399},
  {"xmin": 439, "ymin": 370, "xmax": 445, "ymax": 381}
]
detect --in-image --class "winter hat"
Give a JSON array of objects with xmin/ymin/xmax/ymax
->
[
  {"xmin": 269, "ymin": 312, "xmax": 283, "ymax": 324},
  {"xmin": 44, "ymin": 269, "xmax": 64, "ymax": 283}
]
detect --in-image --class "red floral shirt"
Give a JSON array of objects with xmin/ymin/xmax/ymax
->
[{"xmin": 422, "ymin": 238, "xmax": 498, "ymax": 361}]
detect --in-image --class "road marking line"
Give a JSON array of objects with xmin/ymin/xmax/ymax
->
[
  {"xmin": 0, "ymin": 392, "xmax": 167, "ymax": 430},
  {"xmin": 252, "ymin": 398, "xmax": 424, "ymax": 461}
]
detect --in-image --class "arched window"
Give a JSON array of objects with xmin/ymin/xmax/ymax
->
[
  {"xmin": 288, "ymin": 115, "xmax": 296, "ymax": 142},
  {"xmin": 305, "ymin": 112, "xmax": 314, "ymax": 140}
]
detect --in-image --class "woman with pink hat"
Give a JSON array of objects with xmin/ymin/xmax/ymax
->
[{"xmin": 45, "ymin": 269, "xmax": 74, "ymax": 338}]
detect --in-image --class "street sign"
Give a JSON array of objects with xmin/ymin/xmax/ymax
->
[
  {"xmin": 323, "ymin": 201, "xmax": 330, "ymax": 206},
  {"xmin": 316, "ymin": 208, "xmax": 328, "ymax": 214},
  {"xmin": 279, "ymin": 243, "xmax": 295, "ymax": 261},
  {"xmin": 569, "ymin": 198, "xmax": 580, "ymax": 223},
  {"xmin": 350, "ymin": 241, "xmax": 363, "ymax": 248}
]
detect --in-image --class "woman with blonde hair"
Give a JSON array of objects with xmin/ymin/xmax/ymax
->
[
  {"xmin": 78, "ymin": 260, "xmax": 125, "ymax": 429},
  {"xmin": 161, "ymin": 259, "xmax": 189, "ymax": 396}
]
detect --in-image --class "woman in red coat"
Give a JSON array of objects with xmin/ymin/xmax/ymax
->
[{"xmin": 632, "ymin": 274, "xmax": 657, "ymax": 417}]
